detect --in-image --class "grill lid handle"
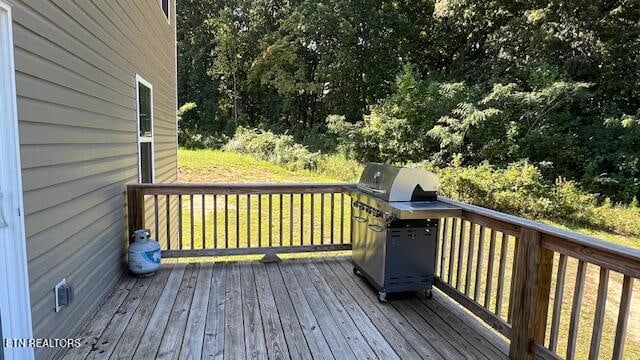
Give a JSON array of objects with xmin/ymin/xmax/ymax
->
[{"xmin": 356, "ymin": 184, "xmax": 386, "ymax": 195}]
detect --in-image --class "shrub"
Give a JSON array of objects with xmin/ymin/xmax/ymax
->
[
  {"xmin": 436, "ymin": 161, "xmax": 556, "ymax": 218},
  {"xmin": 224, "ymin": 127, "xmax": 320, "ymax": 170},
  {"xmin": 315, "ymin": 153, "xmax": 363, "ymax": 182},
  {"xmin": 433, "ymin": 160, "xmax": 640, "ymax": 237}
]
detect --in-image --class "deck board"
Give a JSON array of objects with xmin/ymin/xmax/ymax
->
[
  {"xmin": 303, "ymin": 260, "xmax": 398, "ymax": 359},
  {"xmin": 110, "ymin": 266, "xmax": 172, "ymax": 359},
  {"xmin": 330, "ymin": 257, "xmax": 446, "ymax": 359},
  {"xmin": 202, "ymin": 262, "xmax": 226, "ymax": 360},
  {"xmin": 224, "ymin": 262, "xmax": 245, "ymax": 360},
  {"xmin": 131, "ymin": 264, "xmax": 186, "ymax": 360},
  {"xmin": 156, "ymin": 263, "xmax": 198, "ymax": 360},
  {"xmin": 252, "ymin": 262, "xmax": 291, "ymax": 360},
  {"xmin": 239, "ymin": 262, "xmax": 268, "ymax": 359},
  {"xmin": 318, "ymin": 259, "xmax": 425, "ymax": 359},
  {"xmin": 63, "ymin": 257, "xmax": 509, "ymax": 360},
  {"xmin": 265, "ymin": 262, "xmax": 326, "ymax": 360},
  {"xmin": 179, "ymin": 263, "xmax": 213, "ymax": 360},
  {"xmin": 282, "ymin": 260, "xmax": 357, "ymax": 359},
  {"xmin": 86, "ymin": 275, "xmax": 154, "ymax": 360}
]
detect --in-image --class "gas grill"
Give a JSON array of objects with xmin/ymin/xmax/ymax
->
[{"xmin": 350, "ymin": 163, "xmax": 461, "ymax": 302}]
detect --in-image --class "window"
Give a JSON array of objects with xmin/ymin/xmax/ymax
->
[
  {"xmin": 161, "ymin": 0, "xmax": 169, "ymax": 21},
  {"xmin": 136, "ymin": 75, "xmax": 154, "ymax": 183}
]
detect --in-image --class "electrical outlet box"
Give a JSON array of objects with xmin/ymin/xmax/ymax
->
[{"xmin": 54, "ymin": 279, "xmax": 72, "ymax": 312}]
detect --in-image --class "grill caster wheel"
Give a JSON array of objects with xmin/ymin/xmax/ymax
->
[
  {"xmin": 424, "ymin": 289, "xmax": 433, "ymax": 299},
  {"xmin": 353, "ymin": 267, "xmax": 361, "ymax": 276},
  {"xmin": 378, "ymin": 292, "xmax": 387, "ymax": 303}
]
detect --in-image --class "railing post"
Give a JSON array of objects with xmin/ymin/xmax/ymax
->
[
  {"xmin": 127, "ymin": 186, "xmax": 145, "ymax": 241},
  {"xmin": 509, "ymin": 228, "xmax": 553, "ymax": 359}
]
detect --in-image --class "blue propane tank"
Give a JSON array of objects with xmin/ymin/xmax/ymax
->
[{"xmin": 128, "ymin": 229, "xmax": 161, "ymax": 276}]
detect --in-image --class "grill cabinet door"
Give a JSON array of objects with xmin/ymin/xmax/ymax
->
[
  {"xmin": 385, "ymin": 225, "xmax": 437, "ymax": 292},
  {"xmin": 363, "ymin": 214, "xmax": 387, "ymax": 288}
]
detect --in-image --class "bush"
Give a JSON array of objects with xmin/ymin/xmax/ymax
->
[
  {"xmin": 436, "ymin": 161, "xmax": 557, "ymax": 219},
  {"xmin": 315, "ymin": 153, "xmax": 363, "ymax": 182},
  {"xmin": 432, "ymin": 160, "xmax": 640, "ymax": 237},
  {"xmin": 178, "ymin": 127, "xmax": 226, "ymax": 149},
  {"xmin": 224, "ymin": 127, "xmax": 320, "ymax": 170}
]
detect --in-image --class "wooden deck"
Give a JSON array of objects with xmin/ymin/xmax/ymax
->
[{"xmin": 63, "ymin": 257, "xmax": 508, "ymax": 360}]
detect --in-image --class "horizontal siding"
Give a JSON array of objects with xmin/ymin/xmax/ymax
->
[{"xmin": 8, "ymin": 0, "xmax": 177, "ymax": 358}]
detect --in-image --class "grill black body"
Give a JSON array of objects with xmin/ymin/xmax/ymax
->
[{"xmin": 350, "ymin": 163, "xmax": 459, "ymax": 302}]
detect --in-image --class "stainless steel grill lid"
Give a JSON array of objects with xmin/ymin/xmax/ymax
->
[{"xmin": 357, "ymin": 163, "xmax": 440, "ymax": 202}]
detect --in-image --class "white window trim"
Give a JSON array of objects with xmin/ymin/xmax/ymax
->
[
  {"xmin": 160, "ymin": 0, "xmax": 170, "ymax": 24},
  {"xmin": 0, "ymin": 2, "xmax": 35, "ymax": 359},
  {"xmin": 135, "ymin": 74, "xmax": 155, "ymax": 183}
]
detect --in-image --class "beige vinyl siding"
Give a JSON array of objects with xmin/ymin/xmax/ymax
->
[{"xmin": 7, "ymin": 0, "xmax": 177, "ymax": 358}]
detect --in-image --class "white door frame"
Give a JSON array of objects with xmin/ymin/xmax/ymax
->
[{"xmin": 0, "ymin": 1, "xmax": 34, "ymax": 359}]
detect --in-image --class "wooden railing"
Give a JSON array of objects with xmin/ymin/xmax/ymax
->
[
  {"xmin": 127, "ymin": 183, "xmax": 354, "ymax": 258},
  {"xmin": 126, "ymin": 184, "xmax": 640, "ymax": 359},
  {"xmin": 435, "ymin": 197, "xmax": 640, "ymax": 360}
]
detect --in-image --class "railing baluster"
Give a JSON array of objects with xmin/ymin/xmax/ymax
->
[
  {"xmin": 549, "ymin": 253, "xmax": 567, "ymax": 352},
  {"xmin": 495, "ymin": 231, "xmax": 508, "ymax": 316},
  {"xmin": 320, "ymin": 193, "xmax": 324, "ymax": 245},
  {"xmin": 456, "ymin": 220, "xmax": 466, "ymax": 289},
  {"xmin": 340, "ymin": 193, "xmax": 344, "ymax": 243},
  {"xmin": 154, "ymin": 194, "xmax": 159, "ymax": 244},
  {"xmin": 508, "ymin": 236, "xmax": 519, "ymax": 323},
  {"xmin": 589, "ymin": 267, "xmax": 609, "ymax": 360},
  {"xmin": 178, "ymin": 195, "xmax": 183, "ymax": 249},
  {"xmin": 448, "ymin": 218, "xmax": 457, "ymax": 284},
  {"xmin": 310, "ymin": 193, "xmax": 315, "ymax": 245},
  {"xmin": 165, "ymin": 195, "xmax": 170, "ymax": 250},
  {"xmin": 474, "ymin": 225, "xmax": 485, "ymax": 301},
  {"xmin": 190, "ymin": 195, "xmax": 194, "ymax": 249},
  {"xmin": 247, "ymin": 194, "xmax": 251, "ymax": 248},
  {"xmin": 439, "ymin": 218, "xmax": 449, "ymax": 278},
  {"xmin": 269, "ymin": 194, "xmax": 273, "ymax": 247},
  {"xmin": 484, "ymin": 228, "xmax": 496, "ymax": 308},
  {"xmin": 465, "ymin": 222, "xmax": 476, "ymax": 295},
  {"xmin": 289, "ymin": 194, "xmax": 293, "ymax": 246},
  {"xmin": 612, "ymin": 275, "xmax": 634, "ymax": 360},
  {"xmin": 279, "ymin": 194, "xmax": 283, "ymax": 246},
  {"xmin": 330, "ymin": 193, "xmax": 335, "ymax": 244},
  {"xmin": 300, "ymin": 194, "xmax": 304, "ymax": 245},
  {"xmin": 202, "ymin": 194, "xmax": 206, "ymax": 249},
  {"xmin": 567, "ymin": 260, "xmax": 587, "ymax": 360},
  {"xmin": 258, "ymin": 194, "xmax": 262, "ymax": 247},
  {"xmin": 235, "ymin": 194, "xmax": 239, "ymax": 248},
  {"xmin": 213, "ymin": 194, "xmax": 217, "ymax": 249},
  {"xmin": 224, "ymin": 195, "xmax": 229, "ymax": 248}
]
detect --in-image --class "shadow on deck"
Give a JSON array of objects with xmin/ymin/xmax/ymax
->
[{"xmin": 63, "ymin": 256, "xmax": 508, "ymax": 360}]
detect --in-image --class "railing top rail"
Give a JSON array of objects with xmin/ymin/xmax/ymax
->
[
  {"xmin": 439, "ymin": 196, "xmax": 640, "ymax": 269},
  {"xmin": 128, "ymin": 182, "xmax": 357, "ymax": 195}
]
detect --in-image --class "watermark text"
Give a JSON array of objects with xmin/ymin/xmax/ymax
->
[{"xmin": 2, "ymin": 338, "xmax": 82, "ymax": 348}]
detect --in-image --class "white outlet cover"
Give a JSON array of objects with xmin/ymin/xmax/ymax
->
[{"xmin": 54, "ymin": 278, "xmax": 67, "ymax": 312}]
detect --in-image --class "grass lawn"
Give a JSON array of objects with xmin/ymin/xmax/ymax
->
[
  {"xmin": 178, "ymin": 148, "xmax": 350, "ymax": 183},
  {"xmin": 175, "ymin": 147, "xmax": 639, "ymax": 359}
]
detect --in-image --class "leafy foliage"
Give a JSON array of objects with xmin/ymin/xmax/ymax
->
[
  {"xmin": 178, "ymin": 0, "xmax": 640, "ymax": 202},
  {"xmin": 224, "ymin": 127, "xmax": 321, "ymax": 170}
]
